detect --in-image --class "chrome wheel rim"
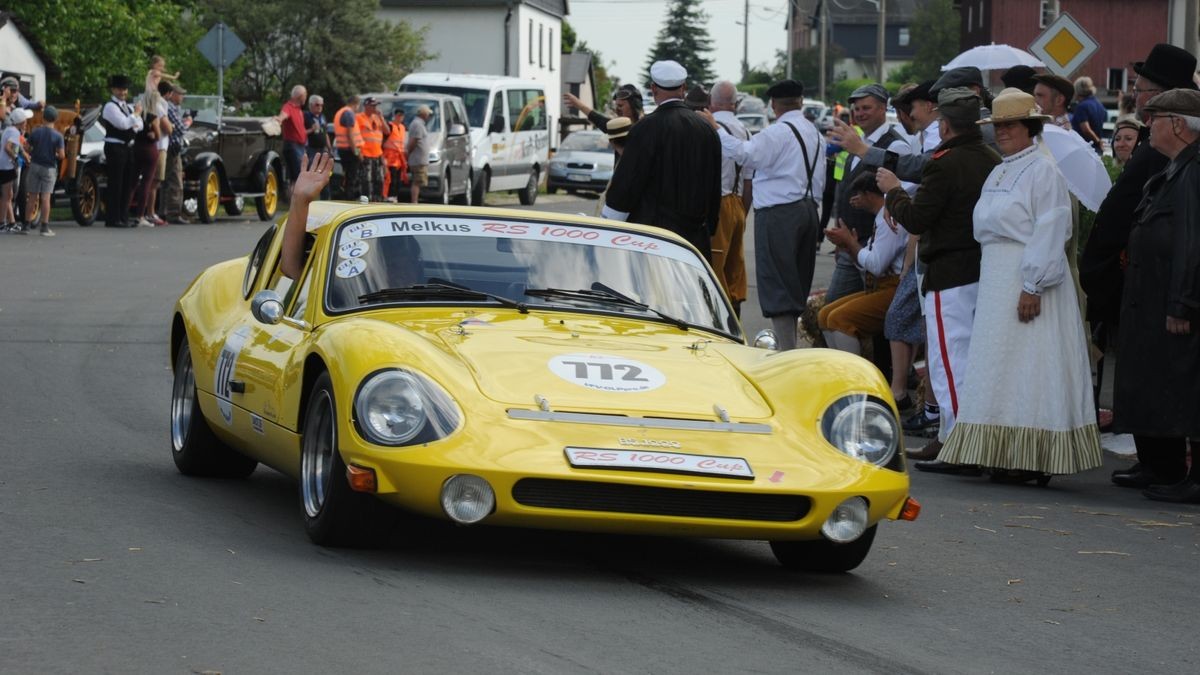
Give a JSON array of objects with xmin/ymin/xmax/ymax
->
[
  {"xmin": 441, "ymin": 172, "xmax": 450, "ymax": 204},
  {"xmin": 464, "ymin": 174, "xmax": 473, "ymax": 205},
  {"xmin": 170, "ymin": 347, "xmax": 194, "ymax": 453},
  {"xmin": 301, "ymin": 390, "xmax": 336, "ymax": 518}
]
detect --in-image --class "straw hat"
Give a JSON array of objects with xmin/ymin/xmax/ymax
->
[
  {"xmin": 977, "ymin": 87, "xmax": 1051, "ymax": 125},
  {"xmin": 606, "ymin": 116, "xmax": 632, "ymax": 140}
]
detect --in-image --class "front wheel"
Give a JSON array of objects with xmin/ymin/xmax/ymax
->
[
  {"xmin": 256, "ymin": 164, "xmax": 280, "ymax": 221},
  {"xmin": 452, "ymin": 171, "xmax": 472, "ymax": 205},
  {"xmin": 471, "ymin": 168, "xmax": 489, "ymax": 206},
  {"xmin": 170, "ymin": 337, "xmax": 257, "ymax": 478},
  {"xmin": 300, "ymin": 372, "xmax": 387, "ymax": 546},
  {"xmin": 517, "ymin": 168, "xmax": 538, "ymax": 206},
  {"xmin": 198, "ymin": 165, "xmax": 221, "ymax": 223},
  {"xmin": 769, "ymin": 525, "xmax": 877, "ymax": 573},
  {"xmin": 71, "ymin": 170, "xmax": 101, "ymax": 226}
]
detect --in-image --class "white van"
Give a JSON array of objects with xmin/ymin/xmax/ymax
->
[{"xmin": 398, "ymin": 73, "xmax": 550, "ymax": 206}]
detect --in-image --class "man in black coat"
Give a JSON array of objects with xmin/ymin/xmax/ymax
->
[
  {"xmin": 1079, "ymin": 44, "xmax": 1199, "ymax": 490},
  {"xmin": 602, "ymin": 60, "xmax": 721, "ymax": 259}
]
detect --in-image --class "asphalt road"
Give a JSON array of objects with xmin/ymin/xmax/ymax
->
[{"xmin": 1, "ymin": 201, "xmax": 1196, "ymax": 674}]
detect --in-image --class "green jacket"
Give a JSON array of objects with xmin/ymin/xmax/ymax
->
[{"xmin": 885, "ymin": 132, "xmax": 1001, "ymax": 293}]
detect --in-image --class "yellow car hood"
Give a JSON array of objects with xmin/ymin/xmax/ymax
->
[{"xmin": 421, "ymin": 314, "xmax": 771, "ymax": 420}]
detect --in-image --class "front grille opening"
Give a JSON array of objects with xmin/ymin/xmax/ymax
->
[{"xmin": 512, "ymin": 479, "xmax": 810, "ymax": 522}]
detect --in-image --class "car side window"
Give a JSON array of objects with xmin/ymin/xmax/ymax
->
[
  {"xmin": 242, "ymin": 224, "xmax": 277, "ymax": 299},
  {"xmin": 265, "ymin": 232, "xmax": 315, "ymax": 315},
  {"xmin": 491, "ymin": 92, "xmax": 507, "ymax": 132},
  {"xmin": 507, "ymin": 89, "xmax": 547, "ymax": 132}
]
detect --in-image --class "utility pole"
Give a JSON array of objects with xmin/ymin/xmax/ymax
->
[
  {"xmin": 742, "ymin": 0, "xmax": 749, "ymax": 81},
  {"xmin": 877, "ymin": 0, "xmax": 887, "ymax": 83},
  {"xmin": 818, "ymin": 0, "xmax": 826, "ymax": 101}
]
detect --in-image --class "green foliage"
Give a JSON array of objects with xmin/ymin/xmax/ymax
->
[
  {"xmin": 887, "ymin": 62, "xmax": 918, "ymax": 86},
  {"xmin": 910, "ymin": 0, "xmax": 960, "ymax": 81},
  {"xmin": 771, "ymin": 45, "xmax": 846, "ymax": 100},
  {"xmin": 643, "ymin": 0, "xmax": 716, "ymax": 86},
  {"xmin": 831, "ymin": 78, "xmax": 894, "ymax": 105},
  {"xmin": 561, "ymin": 19, "xmax": 578, "ymax": 53}
]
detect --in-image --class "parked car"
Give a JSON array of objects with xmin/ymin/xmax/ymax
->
[
  {"xmin": 399, "ymin": 73, "xmax": 549, "ymax": 205},
  {"xmin": 71, "ymin": 95, "xmax": 283, "ymax": 225},
  {"xmin": 169, "ymin": 202, "xmax": 919, "ymax": 568},
  {"xmin": 355, "ymin": 93, "xmax": 473, "ymax": 205},
  {"xmin": 737, "ymin": 113, "xmax": 768, "ymax": 135},
  {"xmin": 546, "ymin": 130, "xmax": 614, "ymax": 194},
  {"xmin": 802, "ymin": 100, "xmax": 827, "ymax": 125}
]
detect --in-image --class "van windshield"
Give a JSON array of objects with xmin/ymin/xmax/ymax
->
[{"xmin": 399, "ymin": 84, "xmax": 489, "ymax": 128}]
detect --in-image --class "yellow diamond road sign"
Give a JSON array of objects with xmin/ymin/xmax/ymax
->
[{"xmin": 1029, "ymin": 12, "xmax": 1099, "ymax": 77}]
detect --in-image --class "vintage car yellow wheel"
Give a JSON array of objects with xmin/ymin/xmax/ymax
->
[
  {"xmin": 170, "ymin": 338, "xmax": 257, "ymax": 478},
  {"xmin": 256, "ymin": 164, "xmax": 279, "ymax": 221},
  {"xmin": 71, "ymin": 169, "xmax": 101, "ymax": 227},
  {"xmin": 198, "ymin": 166, "xmax": 221, "ymax": 223},
  {"xmin": 770, "ymin": 525, "xmax": 877, "ymax": 573},
  {"xmin": 301, "ymin": 371, "xmax": 388, "ymax": 546}
]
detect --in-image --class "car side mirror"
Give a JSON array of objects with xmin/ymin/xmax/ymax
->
[
  {"xmin": 251, "ymin": 290, "xmax": 285, "ymax": 325},
  {"xmin": 752, "ymin": 329, "xmax": 778, "ymax": 351},
  {"xmin": 449, "ymin": 123, "xmax": 467, "ymax": 137},
  {"xmin": 489, "ymin": 116, "xmax": 505, "ymax": 133}
]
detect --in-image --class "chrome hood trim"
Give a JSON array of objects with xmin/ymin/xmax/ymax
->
[{"xmin": 506, "ymin": 408, "xmax": 772, "ymax": 434}]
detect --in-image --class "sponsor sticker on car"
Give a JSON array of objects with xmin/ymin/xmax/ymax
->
[{"xmin": 565, "ymin": 447, "xmax": 754, "ymax": 479}]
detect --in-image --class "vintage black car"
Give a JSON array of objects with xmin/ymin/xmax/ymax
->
[{"xmin": 71, "ymin": 96, "xmax": 284, "ymax": 225}]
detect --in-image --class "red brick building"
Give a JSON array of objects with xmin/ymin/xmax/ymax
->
[{"xmin": 957, "ymin": 1, "xmax": 1194, "ymax": 96}]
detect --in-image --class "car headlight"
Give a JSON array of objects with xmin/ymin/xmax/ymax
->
[
  {"xmin": 428, "ymin": 149, "xmax": 441, "ymax": 163},
  {"xmin": 820, "ymin": 395, "xmax": 898, "ymax": 466},
  {"xmin": 549, "ymin": 160, "xmax": 565, "ymax": 168},
  {"xmin": 354, "ymin": 369, "xmax": 461, "ymax": 446}
]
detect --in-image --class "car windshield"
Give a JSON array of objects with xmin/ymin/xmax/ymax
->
[
  {"xmin": 398, "ymin": 84, "xmax": 488, "ymax": 127},
  {"xmin": 326, "ymin": 216, "xmax": 739, "ymax": 339},
  {"xmin": 382, "ymin": 98, "xmax": 441, "ymax": 133},
  {"xmin": 559, "ymin": 132, "xmax": 612, "ymax": 153},
  {"xmin": 182, "ymin": 95, "xmax": 222, "ymax": 125},
  {"xmin": 738, "ymin": 115, "xmax": 765, "ymax": 131}
]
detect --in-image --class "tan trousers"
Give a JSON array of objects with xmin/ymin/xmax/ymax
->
[
  {"xmin": 818, "ymin": 274, "xmax": 900, "ymax": 336},
  {"xmin": 710, "ymin": 194, "xmax": 748, "ymax": 303}
]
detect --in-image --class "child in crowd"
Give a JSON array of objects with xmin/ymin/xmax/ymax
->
[
  {"xmin": 0, "ymin": 108, "xmax": 31, "ymax": 231},
  {"xmin": 25, "ymin": 106, "xmax": 65, "ymax": 236}
]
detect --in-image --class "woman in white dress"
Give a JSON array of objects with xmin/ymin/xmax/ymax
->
[{"xmin": 938, "ymin": 88, "xmax": 1102, "ymax": 483}]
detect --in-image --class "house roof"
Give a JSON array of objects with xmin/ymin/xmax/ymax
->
[
  {"xmin": 380, "ymin": 0, "xmax": 568, "ymax": 18},
  {"xmin": 792, "ymin": 0, "xmax": 922, "ymax": 25},
  {"xmin": 0, "ymin": 11, "xmax": 62, "ymax": 79},
  {"xmin": 562, "ymin": 51, "xmax": 592, "ymax": 85}
]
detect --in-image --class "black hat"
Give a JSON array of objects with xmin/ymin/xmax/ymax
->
[
  {"xmin": 1032, "ymin": 73, "xmax": 1074, "ymax": 104},
  {"xmin": 108, "ymin": 74, "xmax": 131, "ymax": 90},
  {"xmin": 931, "ymin": 67, "xmax": 984, "ymax": 96},
  {"xmin": 685, "ymin": 84, "xmax": 710, "ymax": 111},
  {"xmin": 765, "ymin": 79, "xmax": 804, "ymax": 99},
  {"xmin": 1001, "ymin": 65, "xmax": 1038, "ymax": 94},
  {"xmin": 1133, "ymin": 43, "xmax": 1199, "ymax": 90}
]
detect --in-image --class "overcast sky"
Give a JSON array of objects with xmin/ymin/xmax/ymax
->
[{"xmin": 567, "ymin": 0, "xmax": 793, "ymax": 87}]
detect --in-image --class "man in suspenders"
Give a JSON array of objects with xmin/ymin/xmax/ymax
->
[
  {"xmin": 703, "ymin": 79, "xmax": 825, "ymax": 350},
  {"xmin": 99, "ymin": 74, "xmax": 143, "ymax": 228}
]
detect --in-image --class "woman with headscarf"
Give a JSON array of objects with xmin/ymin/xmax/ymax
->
[{"xmin": 563, "ymin": 84, "xmax": 644, "ymax": 132}]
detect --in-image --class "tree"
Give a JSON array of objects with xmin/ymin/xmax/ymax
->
[
  {"xmin": 562, "ymin": 20, "xmax": 615, "ymax": 113},
  {"xmin": 772, "ymin": 45, "xmax": 846, "ymax": 98},
  {"xmin": 910, "ymin": 0, "xmax": 960, "ymax": 81},
  {"xmin": 643, "ymin": 0, "xmax": 716, "ymax": 86}
]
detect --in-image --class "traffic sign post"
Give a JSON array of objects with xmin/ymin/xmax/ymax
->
[
  {"xmin": 1028, "ymin": 12, "xmax": 1099, "ymax": 78},
  {"xmin": 196, "ymin": 22, "xmax": 246, "ymax": 125}
]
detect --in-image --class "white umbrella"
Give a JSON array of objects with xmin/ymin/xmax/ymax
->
[
  {"xmin": 942, "ymin": 44, "xmax": 1045, "ymax": 71},
  {"xmin": 1039, "ymin": 125, "xmax": 1112, "ymax": 212}
]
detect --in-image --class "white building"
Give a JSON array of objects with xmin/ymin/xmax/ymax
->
[
  {"xmin": 378, "ymin": 0, "xmax": 566, "ymax": 141},
  {"xmin": 0, "ymin": 12, "xmax": 57, "ymax": 102}
]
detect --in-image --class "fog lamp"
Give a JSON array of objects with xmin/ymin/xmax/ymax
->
[
  {"xmin": 821, "ymin": 496, "xmax": 869, "ymax": 543},
  {"xmin": 440, "ymin": 474, "xmax": 495, "ymax": 525}
]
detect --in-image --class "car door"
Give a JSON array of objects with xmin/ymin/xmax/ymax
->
[
  {"xmin": 445, "ymin": 99, "xmax": 471, "ymax": 193},
  {"xmin": 487, "ymin": 90, "xmax": 512, "ymax": 184},
  {"xmin": 507, "ymin": 88, "xmax": 548, "ymax": 186}
]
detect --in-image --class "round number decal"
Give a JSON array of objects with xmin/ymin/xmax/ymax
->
[
  {"xmin": 338, "ymin": 239, "xmax": 369, "ymax": 259},
  {"xmin": 335, "ymin": 258, "xmax": 367, "ymax": 279},
  {"xmin": 548, "ymin": 354, "xmax": 666, "ymax": 393}
]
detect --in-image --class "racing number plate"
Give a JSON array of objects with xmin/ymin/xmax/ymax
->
[{"xmin": 564, "ymin": 447, "xmax": 754, "ymax": 479}]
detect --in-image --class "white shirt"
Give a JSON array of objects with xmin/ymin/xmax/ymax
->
[
  {"xmin": 857, "ymin": 208, "xmax": 909, "ymax": 277},
  {"xmin": 918, "ymin": 119, "xmax": 941, "ymax": 152},
  {"xmin": 717, "ymin": 109, "xmax": 824, "ymax": 210},
  {"xmin": 101, "ymin": 96, "xmax": 143, "ymax": 141},
  {"xmin": 156, "ymin": 99, "xmax": 170, "ymax": 151},
  {"xmin": 712, "ymin": 110, "xmax": 752, "ymax": 196},
  {"xmin": 972, "ymin": 144, "xmax": 1072, "ymax": 295},
  {"xmin": 849, "ymin": 121, "xmax": 911, "ymax": 174}
]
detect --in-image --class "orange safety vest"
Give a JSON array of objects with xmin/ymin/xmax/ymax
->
[
  {"xmin": 333, "ymin": 105, "xmax": 362, "ymax": 150},
  {"xmin": 382, "ymin": 121, "xmax": 408, "ymax": 170},
  {"xmin": 357, "ymin": 113, "xmax": 385, "ymax": 158}
]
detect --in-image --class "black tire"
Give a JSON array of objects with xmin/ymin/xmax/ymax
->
[
  {"xmin": 71, "ymin": 170, "xmax": 101, "ymax": 227},
  {"xmin": 451, "ymin": 170, "xmax": 472, "ymax": 205},
  {"xmin": 170, "ymin": 338, "xmax": 257, "ymax": 478},
  {"xmin": 439, "ymin": 169, "xmax": 451, "ymax": 205},
  {"xmin": 300, "ymin": 371, "xmax": 387, "ymax": 546},
  {"xmin": 546, "ymin": 185, "xmax": 558, "ymax": 195},
  {"xmin": 224, "ymin": 195, "xmax": 245, "ymax": 216},
  {"xmin": 256, "ymin": 164, "xmax": 280, "ymax": 221},
  {"xmin": 770, "ymin": 525, "xmax": 877, "ymax": 573},
  {"xmin": 517, "ymin": 168, "xmax": 538, "ymax": 206},
  {"xmin": 471, "ymin": 168, "xmax": 489, "ymax": 206},
  {"xmin": 198, "ymin": 165, "xmax": 221, "ymax": 224}
]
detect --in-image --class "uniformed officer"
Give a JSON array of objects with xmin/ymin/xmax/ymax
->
[{"xmin": 874, "ymin": 88, "xmax": 1001, "ymax": 465}]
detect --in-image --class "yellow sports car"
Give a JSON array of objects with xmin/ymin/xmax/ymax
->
[{"xmin": 170, "ymin": 203, "xmax": 918, "ymax": 571}]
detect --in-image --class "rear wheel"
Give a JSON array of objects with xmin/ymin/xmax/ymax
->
[
  {"xmin": 439, "ymin": 170, "xmax": 451, "ymax": 205},
  {"xmin": 71, "ymin": 169, "xmax": 101, "ymax": 226},
  {"xmin": 256, "ymin": 164, "xmax": 280, "ymax": 221},
  {"xmin": 170, "ymin": 338, "xmax": 257, "ymax": 478},
  {"xmin": 198, "ymin": 166, "xmax": 220, "ymax": 223},
  {"xmin": 769, "ymin": 526, "xmax": 877, "ymax": 573},
  {"xmin": 301, "ymin": 372, "xmax": 386, "ymax": 546},
  {"xmin": 452, "ymin": 171, "xmax": 472, "ymax": 205},
  {"xmin": 517, "ymin": 168, "xmax": 538, "ymax": 206},
  {"xmin": 472, "ymin": 168, "xmax": 489, "ymax": 206}
]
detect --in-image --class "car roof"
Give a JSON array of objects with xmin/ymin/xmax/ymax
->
[
  {"xmin": 400, "ymin": 72, "xmax": 544, "ymax": 89},
  {"xmin": 362, "ymin": 92, "xmax": 461, "ymax": 104}
]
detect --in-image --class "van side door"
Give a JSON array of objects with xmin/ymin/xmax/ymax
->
[
  {"xmin": 487, "ymin": 91, "xmax": 511, "ymax": 185},
  {"xmin": 506, "ymin": 88, "xmax": 549, "ymax": 187}
]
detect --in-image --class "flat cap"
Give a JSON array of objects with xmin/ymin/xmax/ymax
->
[
  {"xmin": 650, "ymin": 60, "xmax": 687, "ymax": 89},
  {"xmin": 41, "ymin": 105, "xmax": 58, "ymax": 122},
  {"xmin": 849, "ymin": 83, "xmax": 889, "ymax": 103},
  {"xmin": 893, "ymin": 79, "xmax": 936, "ymax": 105},
  {"xmin": 363, "ymin": 96, "xmax": 380, "ymax": 106},
  {"xmin": 0, "ymin": 75, "xmax": 18, "ymax": 88},
  {"xmin": 937, "ymin": 87, "xmax": 981, "ymax": 123},
  {"xmin": 171, "ymin": 82, "xmax": 187, "ymax": 95},
  {"xmin": 765, "ymin": 79, "xmax": 804, "ymax": 99},
  {"xmin": 685, "ymin": 84, "xmax": 710, "ymax": 111},
  {"xmin": 1032, "ymin": 73, "xmax": 1074, "ymax": 104},
  {"xmin": 1143, "ymin": 88, "xmax": 1200, "ymax": 117},
  {"xmin": 1001, "ymin": 65, "xmax": 1038, "ymax": 94},
  {"xmin": 932, "ymin": 67, "xmax": 984, "ymax": 96}
]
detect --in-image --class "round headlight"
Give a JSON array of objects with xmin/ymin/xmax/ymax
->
[
  {"xmin": 441, "ymin": 474, "xmax": 495, "ymax": 524},
  {"xmin": 827, "ymin": 400, "xmax": 898, "ymax": 466},
  {"xmin": 821, "ymin": 496, "xmax": 869, "ymax": 543},
  {"xmin": 355, "ymin": 371, "xmax": 428, "ymax": 445}
]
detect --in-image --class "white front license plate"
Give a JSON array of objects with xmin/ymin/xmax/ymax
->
[
  {"xmin": 567, "ymin": 172, "xmax": 591, "ymax": 182},
  {"xmin": 564, "ymin": 447, "xmax": 754, "ymax": 479}
]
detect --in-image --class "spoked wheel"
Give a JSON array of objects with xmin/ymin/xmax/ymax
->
[
  {"xmin": 257, "ymin": 164, "xmax": 279, "ymax": 221},
  {"xmin": 198, "ymin": 166, "xmax": 221, "ymax": 223},
  {"xmin": 770, "ymin": 526, "xmax": 877, "ymax": 573},
  {"xmin": 71, "ymin": 170, "xmax": 101, "ymax": 226},
  {"xmin": 300, "ymin": 372, "xmax": 387, "ymax": 546},
  {"xmin": 170, "ymin": 337, "xmax": 257, "ymax": 477}
]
